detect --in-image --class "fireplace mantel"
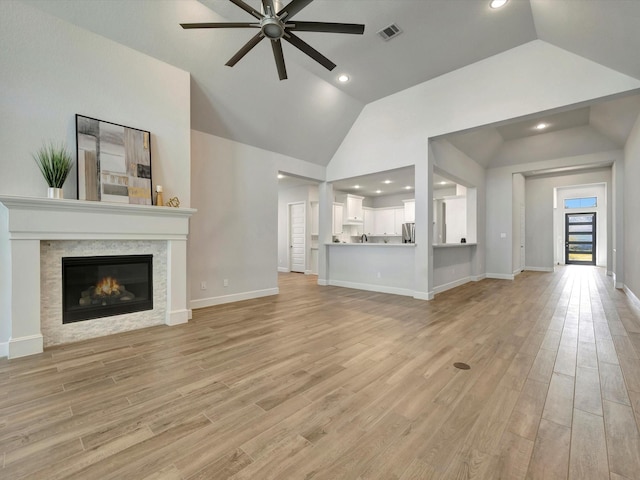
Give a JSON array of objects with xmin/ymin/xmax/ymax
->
[{"xmin": 0, "ymin": 195, "xmax": 196, "ymax": 358}]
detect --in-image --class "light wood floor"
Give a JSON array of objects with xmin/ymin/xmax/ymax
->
[{"xmin": 1, "ymin": 267, "xmax": 640, "ymax": 479}]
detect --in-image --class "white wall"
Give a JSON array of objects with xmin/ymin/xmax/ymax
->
[
  {"xmin": 189, "ymin": 131, "xmax": 324, "ymax": 308},
  {"xmin": 623, "ymin": 112, "xmax": 640, "ymax": 301},
  {"xmin": 0, "ymin": 1, "xmax": 191, "ymax": 204},
  {"xmin": 525, "ymin": 170, "xmax": 611, "ymax": 270}
]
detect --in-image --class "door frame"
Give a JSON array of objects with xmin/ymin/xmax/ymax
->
[{"xmin": 565, "ymin": 212, "xmax": 596, "ymax": 265}]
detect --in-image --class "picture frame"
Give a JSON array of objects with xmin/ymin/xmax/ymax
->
[{"xmin": 75, "ymin": 115, "xmax": 152, "ymax": 205}]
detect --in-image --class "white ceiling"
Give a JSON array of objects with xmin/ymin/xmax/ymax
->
[{"xmin": 25, "ymin": 0, "xmax": 640, "ymax": 167}]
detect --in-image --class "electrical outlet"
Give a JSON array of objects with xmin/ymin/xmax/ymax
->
[
  {"xmin": 200, "ymin": 281, "xmax": 207, "ymax": 290},
  {"xmin": 223, "ymin": 279, "xmax": 229, "ymax": 287}
]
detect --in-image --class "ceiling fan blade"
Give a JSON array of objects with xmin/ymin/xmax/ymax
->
[
  {"xmin": 226, "ymin": 32, "xmax": 265, "ymax": 67},
  {"xmin": 180, "ymin": 22, "xmax": 258, "ymax": 29},
  {"xmin": 229, "ymin": 0, "xmax": 263, "ymax": 19},
  {"xmin": 287, "ymin": 21, "xmax": 365, "ymax": 35},
  {"xmin": 261, "ymin": 0, "xmax": 276, "ymax": 16},
  {"xmin": 284, "ymin": 31, "xmax": 335, "ymax": 71},
  {"xmin": 278, "ymin": 0, "xmax": 314, "ymax": 20},
  {"xmin": 271, "ymin": 39, "xmax": 288, "ymax": 80}
]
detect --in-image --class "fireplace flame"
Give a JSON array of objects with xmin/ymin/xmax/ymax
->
[{"xmin": 95, "ymin": 276, "xmax": 122, "ymax": 296}]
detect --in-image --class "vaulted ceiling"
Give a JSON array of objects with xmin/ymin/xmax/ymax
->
[{"xmin": 25, "ymin": 0, "xmax": 640, "ymax": 167}]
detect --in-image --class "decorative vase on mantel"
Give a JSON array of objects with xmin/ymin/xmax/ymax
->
[
  {"xmin": 47, "ymin": 187, "xmax": 64, "ymax": 199},
  {"xmin": 33, "ymin": 142, "xmax": 73, "ymax": 200}
]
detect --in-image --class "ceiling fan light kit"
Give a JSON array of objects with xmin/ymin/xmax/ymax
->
[{"xmin": 180, "ymin": 0, "xmax": 365, "ymax": 80}]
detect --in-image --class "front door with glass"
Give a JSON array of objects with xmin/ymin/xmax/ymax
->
[{"xmin": 565, "ymin": 213, "xmax": 596, "ymax": 265}]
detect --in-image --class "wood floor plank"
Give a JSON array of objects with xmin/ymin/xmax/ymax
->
[
  {"xmin": 0, "ymin": 267, "xmax": 638, "ymax": 479},
  {"xmin": 569, "ymin": 409, "xmax": 609, "ymax": 480}
]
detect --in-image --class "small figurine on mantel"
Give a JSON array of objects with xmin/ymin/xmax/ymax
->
[
  {"xmin": 165, "ymin": 197, "xmax": 180, "ymax": 208},
  {"xmin": 155, "ymin": 185, "xmax": 164, "ymax": 206}
]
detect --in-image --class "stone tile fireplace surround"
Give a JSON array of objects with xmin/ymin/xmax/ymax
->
[{"xmin": 0, "ymin": 195, "xmax": 195, "ymax": 359}]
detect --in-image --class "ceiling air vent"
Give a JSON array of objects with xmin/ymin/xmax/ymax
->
[{"xmin": 377, "ymin": 23, "xmax": 402, "ymax": 41}]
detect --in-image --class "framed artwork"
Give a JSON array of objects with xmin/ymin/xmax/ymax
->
[{"xmin": 76, "ymin": 115, "xmax": 152, "ymax": 205}]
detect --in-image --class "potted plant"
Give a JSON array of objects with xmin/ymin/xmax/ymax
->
[{"xmin": 33, "ymin": 142, "xmax": 74, "ymax": 199}]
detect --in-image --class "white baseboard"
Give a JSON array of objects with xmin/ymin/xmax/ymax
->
[
  {"xmin": 607, "ymin": 270, "xmax": 613, "ymax": 277},
  {"xmin": 188, "ymin": 309, "xmax": 193, "ymax": 320},
  {"xmin": 8, "ymin": 334, "xmax": 44, "ymax": 359},
  {"xmin": 433, "ymin": 276, "xmax": 472, "ymax": 294},
  {"xmin": 524, "ymin": 266, "xmax": 554, "ymax": 272},
  {"xmin": 167, "ymin": 309, "xmax": 190, "ymax": 326},
  {"xmin": 623, "ymin": 284, "xmax": 640, "ymax": 310},
  {"xmin": 317, "ymin": 279, "xmax": 328, "ymax": 286},
  {"xmin": 471, "ymin": 274, "xmax": 486, "ymax": 282},
  {"xmin": 612, "ymin": 273, "xmax": 624, "ymax": 289},
  {"xmin": 190, "ymin": 288, "xmax": 279, "ymax": 309},
  {"xmin": 304, "ymin": 270, "xmax": 318, "ymax": 276},
  {"xmin": 328, "ymin": 279, "xmax": 415, "ymax": 298},
  {"xmin": 413, "ymin": 291, "xmax": 434, "ymax": 301},
  {"xmin": 0, "ymin": 341, "xmax": 8, "ymax": 359},
  {"xmin": 486, "ymin": 273, "xmax": 515, "ymax": 280},
  {"xmin": 513, "ymin": 269, "xmax": 522, "ymax": 276},
  {"xmin": 277, "ymin": 267, "xmax": 289, "ymax": 273}
]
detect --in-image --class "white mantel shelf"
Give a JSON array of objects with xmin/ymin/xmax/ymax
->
[
  {"xmin": 0, "ymin": 195, "xmax": 196, "ymax": 240},
  {"xmin": 0, "ymin": 195, "xmax": 196, "ymax": 359}
]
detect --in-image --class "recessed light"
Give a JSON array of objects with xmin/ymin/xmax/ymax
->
[
  {"xmin": 376, "ymin": 190, "xmax": 382, "ymax": 194},
  {"xmin": 490, "ymin": 0, "xmax": 508, "ymax": 8},
  {"xmin": 277, "ymin": 174, "xmax": 285, "ymax": 179},
  {"xmin": 535, "ymin": 123, "xmax": 547, "ymax": 130},
  {"xmin": 383, "ymin": 180, "xmax": 392, "ymax": 184},
  {"xmin": 439, "ymin": 181, "xmax": 447, "ymax": 185},
  {"xmin": 338, "ymin": 74, "xmax": 350, "ymax": 83},
  {"xmin": 405, "ymin": 186, "xmax": 412, "ymax": 190},
  {"xmin": 353, "ymin": 185, "xmax": 360, "ymax": 189}
]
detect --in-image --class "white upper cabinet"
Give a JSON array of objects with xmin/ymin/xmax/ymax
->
[
  {"xmin": 332, "ymin": 203, "xmax": 344, "ymax": 235},
  {"xmin": 403, "ymin": 199, "xmax": 415, "ymax": 223},
  {"xmin": 393, "ymin": 207, "xmax": 405, "ymax": 235},
  {"xmin": 363, "ymin": 207, "xmax": 374, "ymax": 236},
  {"xmin": 336, "ymin": 194, "xmax": 364, "ymax": 223},
  {"xmin": 374, "ymin": 208, "xmax": 395, "ymax": 235}
]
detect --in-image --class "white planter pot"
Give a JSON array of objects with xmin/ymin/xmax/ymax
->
[{"xmin": 47, "ymin": 187, "xmax": 63, "ymax": 199}]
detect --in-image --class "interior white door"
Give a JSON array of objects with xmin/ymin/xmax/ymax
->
[
  {"xmin": 289, "ymin": 202, "xmax": 306, "ymax": 273},
  {"xmin": 520, "ymin": 205, "xmax": 525, "ymax": 270}
]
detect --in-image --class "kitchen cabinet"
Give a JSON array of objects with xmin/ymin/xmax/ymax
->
[
  {"xmin": 336, "ymin": 194, "xmax": 364, "ymax": 223},
  {"xmin": 310, "ymin": 201, "xmax": 319, "ymax": 235},
  {"xmin": 393, "ymin": 207, "xmax": 405, "ymax": 235},
  {"xmin": 332, "ymin": 203, "xmax": 344, "ymax": 235},
  {"xmin": 403, "ymin": 199, "xmax": 415, "ymax": 223},
  {"xmin": 374, "ymin": 208, "xmax": 395, "ymax": 235},
  {"xmin": 363, "ymin": 207, "xmax": 374, "ymax": 236}
]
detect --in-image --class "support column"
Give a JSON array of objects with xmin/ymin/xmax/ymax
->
[
  {"xmin": 413, "ymin": 141, "xmax": 433, "ymax": 300},
  {"xmin": 317, "ymin": 181, "xmax": 333, "ymax": 286}
]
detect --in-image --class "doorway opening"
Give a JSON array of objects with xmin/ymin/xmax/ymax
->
[
  {"xmin": 288, "ymin": 202, "xmax": 306, "ymax": 273},
  {"xmin": 565, "ymin": 212, "xmax": 596, "ymax": 265}
]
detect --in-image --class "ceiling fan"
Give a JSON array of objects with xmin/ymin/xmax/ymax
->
[{"xmin": 180, "ymin": 0, "xmax": 365, "ymax": 80}]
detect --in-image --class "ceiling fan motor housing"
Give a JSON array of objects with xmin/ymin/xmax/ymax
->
[{"xmin": 261, "ymin": 17, "xmax": 284, "ymax": 39}]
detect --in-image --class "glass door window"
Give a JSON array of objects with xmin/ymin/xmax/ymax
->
[{"xmin": 565, "ymin": 213, "xmax": 596, "ymax": 265}]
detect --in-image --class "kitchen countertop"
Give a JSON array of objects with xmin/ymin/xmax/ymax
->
[
  {"xmin": 326, "ymin": 243, "xmax": 416, "ymax": 247},
  {"xmin": 433, "ymin": 243, "xmax": 477, "ymax": 248}
]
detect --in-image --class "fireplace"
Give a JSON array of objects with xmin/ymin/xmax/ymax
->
[{"xmin": 62, "ymin": 254, "xmax": 153, "ymax": 323}]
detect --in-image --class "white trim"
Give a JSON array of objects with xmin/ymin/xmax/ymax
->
[
  {"xmin": 188, "ymin": 309, "xmax": 193, "ymax": 320},
  {"xmin": 278, "ymin": 267, "xmax": 290, "ymax": 273},
  {"xmin": 471, "ymin": 274, "xmax": 486, "ymax": 282},
  {"xmin": 8, "ymin": 334, "xmax": 44, "ymax": 359},
  {"xmin": 304, "ymin": 270, "xmax": 317, "ymax": 276},
  {"xmin": 486, "ymin": 273, "xmax": 515, "ymax": 280},
  {"xmin": 413, "ymin": 291, "xmax": 434, "ymax": 301},
  {"xmin": 433, "ymin": 276, "xmax": 472, "ymax": 294},
  {"xmin": 513, "ymin": 269, "xmax": 522, "ymax": 276},
  {"xmin": 190, "ymin": 288, "xmax": 279, "ymax": 309},
  {"xmin": 612, "ymin": 273, "xmax": 624, "ymax": 289},
  {"xmin": 317, "ymin": 279, "xmax": 328, "ymax": 286},
  {"xmin": 167, "ymin": 309, "xmax": 190, "ymax": 326},
  {"xmin": 0, "ymin": 342, "xmax": 8, "ymax": 359},
  {"xmin": 328, "ymin": 280, "xmax": 415, "ymax": 297},
  {"xmin": 623, "ymin": 285, "xmax": 640, "ymax": 310},
  {"xmin": 524, "ymin": 266, "xmax": 555, "ymax": 272},
  {"xmin": 606, "ymin": 270, "xmax": 613, "ymax": 277}
]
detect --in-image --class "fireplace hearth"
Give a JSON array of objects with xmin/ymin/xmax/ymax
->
[{"xmin": 62, "ymin": 255, "xmax": 153, "ymax": 323}]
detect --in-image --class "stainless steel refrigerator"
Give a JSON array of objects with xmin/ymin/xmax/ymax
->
[{"xmin": 402, "ymin": 222, "xmax": 415, "ymax": 243}]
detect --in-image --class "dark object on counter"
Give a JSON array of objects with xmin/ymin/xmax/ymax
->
[
  {"xmin": 361, "ymin": 233, "xmax": 368, "ymax": 243},
  {"xmin": 402, "ymin": 222, "xmax": 415, "ymax": 243},
  {"xmin": 461, "ymin": 238, "xmax": 466, "ymax": 243},
  {"xmin": 333, "ymin": 238, "xmax": 340, "ymax": 243}
]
